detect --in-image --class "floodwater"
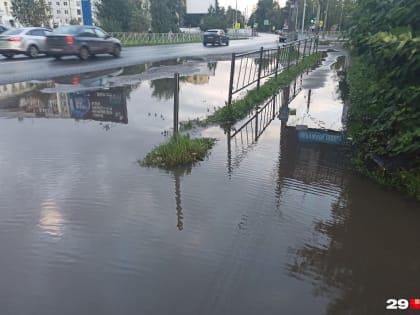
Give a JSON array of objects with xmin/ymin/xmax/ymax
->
[{"xmin": 0, "ymin": 52, "xmax": 419, "ymax": 315}]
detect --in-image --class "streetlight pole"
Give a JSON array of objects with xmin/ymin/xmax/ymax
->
[{"xmin": 301, "ymin": 0, "xmax": 307, "ymax": 34}]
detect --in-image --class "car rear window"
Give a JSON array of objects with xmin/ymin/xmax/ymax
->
[
  {"xmin": 52, "ymin": 26, "xmax": 81, "ymax": 34},
  {"xmin": 206, "ymin": 30, "xmax": 218, "ymax": 34},
  {"xmin": 1, "ymin": 29, "xmax": 24, "ymax": 35}
]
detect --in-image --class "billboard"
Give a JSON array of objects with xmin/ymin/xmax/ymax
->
[
  {"xmin": 186, "ymin": 0, "xmax": 214, "ymax": 14},
  {"xmin": 81, "ymin": 0, "xmax": 93, "ymax": 26}
]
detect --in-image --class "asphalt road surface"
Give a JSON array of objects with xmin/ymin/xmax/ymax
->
[{"xmin": 0, "ymin": 33, "xmax": 280, "ymax": 84}]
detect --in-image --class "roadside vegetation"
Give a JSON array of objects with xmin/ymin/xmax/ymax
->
[
  {"xmin": 141, "ymin": 134, "xmax": 215, "ymax": 168},
  {"xmin": 347, "ymin": 0, "xmax": 420, "ymax": 199}
]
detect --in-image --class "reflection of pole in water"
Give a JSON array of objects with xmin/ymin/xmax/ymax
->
[
  {"xmin": 226, "ymin": 127, "xmax": 232, "ymax": 177},
  {"xmin": 174, "ymin": 173, "xmax": 183, "ymax": 231},
  {"xmin": 307, "ymin": 89, "xmax": 312, "ymax": 113}
]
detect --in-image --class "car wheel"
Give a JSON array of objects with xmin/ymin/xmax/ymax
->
[
  {"xmin": 226, "ymin": 40, "xmax": 229, "ymax": 46},
  {"xmin": 79, "ymin": 46, "xmax": 89, "ymax": 60},
  {"xmin": 203, "ymin": 42, "xmax": 207, "ymax": 46},
  {"xmin": 3, "ymin": 53, "xmax": 14, "ymax": 59},
  {"xmin": 27, "ymin": 45, "xmax": 39, "ymax": 58},
  {"xmin": 111, "ymin": 45, "xmax": 121, "ymax": 58}
]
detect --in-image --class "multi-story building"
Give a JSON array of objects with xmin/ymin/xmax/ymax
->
[
  {"xmin": 0, "ymin": 0, "xmax": 14, "ymax": 26},
  {"xmin": 48, "ymin": 0, "xmax": 85, "ymax": 26}
]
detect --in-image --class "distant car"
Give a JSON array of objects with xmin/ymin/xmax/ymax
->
[
  {"xmin": 203, "ymin": 29, "xmax": 229, "ymax": 46},
  {"xmin": 46, "ymin": 25, "xmax": 121, "ymax": 60},
  {"xmin": 0, "ymin": 27, "xmax": 52, "ymax": 58},
  {"xmin": 0, "ymin": 25, "xmax": 9, "ymax": 34},
  {"xmin": 278, "ymin": 28, "xmax": 288, "ymax": 43}
]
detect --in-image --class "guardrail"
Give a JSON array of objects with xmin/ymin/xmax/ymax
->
[{"xmin": 109, "ymin": 32, "xmax": 203, "ymax": 45}]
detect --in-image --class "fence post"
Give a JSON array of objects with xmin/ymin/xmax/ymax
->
[
  {"xmin": 257, "ymin": 46, "xmax": 264, "ymax": 90},
  {"xmin": 255, "ymin": 106, "xmax": 259, "ymax": 141},
  {"xmin": 315, "ymin": 37, "xmax": 319, "ymax": 53},
  {"xmin": 272, "ymin": 95, "xmax": 276, "ymax": 120},
  {"xmin": 287, "ymin": 44, "xmax": 292, "ymax": 70},
  {"xmin": 275, "ymin": 45, "xmax": 281, "ymax": 77},
  {"xmin": 303, "ymin": 39, "xmax": 307, "ymax": 59},
  {"xmin": 297, "ymin": 40, "xmax": 301, "ymax": 63},
  {"xmin": 173, "ymin": 73, "xmax": 180, "ymax": 135},
  {"xmin": 227, "ymin": 53, "xmax": 236, "ymax": 106}
]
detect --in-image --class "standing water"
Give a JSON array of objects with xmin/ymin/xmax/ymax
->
[{"xmin": 0, "ymin": 52, "xmax": 418, "ymax": 315}]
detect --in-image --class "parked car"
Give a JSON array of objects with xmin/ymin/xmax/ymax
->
[
  {"xmin": 46, "ymin": 25, "xmax": 121, "ymax": 60},
  {"xmin": 203, "ymin": 29, "xmax": 229, "ymax": 46},
  {"xmin": 0, "ymin": 25, "xmax": 9, "ymax": 34},
  {"xmin": 0, "ymin": 27, "xmax": 52, "ymax": 58}
]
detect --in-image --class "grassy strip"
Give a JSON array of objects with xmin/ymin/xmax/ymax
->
[
  {"xmin": 121, "ymin": 38, "xmax": 201, "ymax": 47},
  {"xmin": 140, "ymin": 134, "xmax": 216, "ymax": 168},
  {"xmin": 180, "ymin": 52, "xmax": 321, "ymax": 130}
]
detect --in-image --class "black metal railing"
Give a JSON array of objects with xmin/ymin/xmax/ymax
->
[{"xmin": 227, "ymin": 37, "xmax": 318, "ymax": 105}]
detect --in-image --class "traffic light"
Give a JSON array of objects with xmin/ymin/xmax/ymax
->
[{"xmin": 310, "ymin": 18, "xmax": 315, "ymax": 25}]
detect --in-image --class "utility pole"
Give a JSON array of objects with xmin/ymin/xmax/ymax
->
[
  {"xmin": 322, "ymin": 0, "xmax": 329, "ymax": 38},
  {"xmin": 301, "ymin": 0, "xmax": 307, "ymax": 34},
  {"xmin": 288, "ymin": 0, "xmax": 297, "ymax": 41},
  {"xmin": 315, "ymin": 0, "xmax": 321, "ymax": 34}
]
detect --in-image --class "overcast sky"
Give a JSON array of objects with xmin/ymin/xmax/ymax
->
[{"xmin": 218, "ymin": 0, "xmax": 287, "ymax": 15}]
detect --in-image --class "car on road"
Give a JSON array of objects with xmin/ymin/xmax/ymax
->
[
  {"xmin": 203, "ymin": 29, "xmax": 229, "ymax": 46},
  {"xmin": 46, "ymin": 25, "xmax": 122, "ymax": 60},
  {"xmin": 0, "ymin": 25, "xmax": 9, "ymax": 34},
  {"xmin": 278, "ymin": 28, "xmax": 288, "ymax": 43},
  {"xmin": 0, "ymin": 27, "xmax": 52, "ymax": 58}
]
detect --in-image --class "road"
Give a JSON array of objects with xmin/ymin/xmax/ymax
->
[{"xmin": 0, "ymin": 33, "xmax": 279, "ymax": 84}]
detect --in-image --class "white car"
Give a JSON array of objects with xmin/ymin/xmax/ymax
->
[{"xmin": 0, "ymin": 27, "xmax": 52, "ymax": 58}]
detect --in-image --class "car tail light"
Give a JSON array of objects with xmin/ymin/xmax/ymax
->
[
  {"xmin": 8, "ymin": 37, "xmax": 22, "ymax": 42},
  {"xmin": 66, "ymin": 36, "xmax": 74, "ymax": 44}
]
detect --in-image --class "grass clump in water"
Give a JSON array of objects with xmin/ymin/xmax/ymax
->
[{"xmin": 141, "ymin": 134, "xmax": 216, "ymax": 168}]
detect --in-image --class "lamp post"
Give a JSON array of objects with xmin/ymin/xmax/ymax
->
[{"xmin": 301, "ymin": 0, "xmax": 307, "ymax": 34}]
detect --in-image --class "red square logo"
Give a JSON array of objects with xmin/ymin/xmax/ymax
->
[{"xmin": 410, "ymin": 298, "xmax": 420, "ymax": 310}]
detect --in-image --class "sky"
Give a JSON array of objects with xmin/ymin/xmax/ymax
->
[{"xmin": 218, "ymin": 0, "xmax": 287, "ymax": 15}]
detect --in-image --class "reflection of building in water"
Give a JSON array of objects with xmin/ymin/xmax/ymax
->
[
  {"xmin": 0, "ymin": 82, "xmax": 38, "ymax": 100},
  {"xmin": 182, "ymin": 75, "xmax": 209, "ymax": 85}
]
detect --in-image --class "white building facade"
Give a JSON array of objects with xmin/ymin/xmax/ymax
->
[
  {"xmin": 48, "ymin": 0, "xmax": 84, "ymax": 26},
  {"xmin": 0, "ymin": 0, "xmax": 14, "ymax": 26}
]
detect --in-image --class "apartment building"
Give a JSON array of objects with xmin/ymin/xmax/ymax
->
[
  {"xmin": 0, "ymin": 0, "xmax": 13, "ymax": 26},
  {"xmin": 48, "ymin": 0, "xmax": 85, "ymax": 25}
]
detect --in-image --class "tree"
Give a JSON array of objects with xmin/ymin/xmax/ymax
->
[
  {"xmin": 11, "ymin": 0, "xmax": 52, "ymax": 26},
  {"xmin": 96, "ymin": 0, "xmax": 150, "ymax": 32},
  {"xmin": 201, "ymin": 0, "xmax": 227, "ymax": 30},
  {"xmin": 150, "ymin": 0, "xmax": 182, "ymax": 32}
]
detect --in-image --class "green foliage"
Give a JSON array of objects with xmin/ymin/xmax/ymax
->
[
  {"xmin": 347, "ymin": 0, "xmax": 420, "ymax": 196},
  {"xmin": 150, "ymin": 0, "xmax": 182, "ymax": 32},
  {"xmin": 141, "ymin": 134, "xmax": 216, "ymax": 168},
  {"xmin": 11, "ymin": 0, "xmax": 51, "ymax": 26},
  {"xmin": 96, "ymin": 0, "xmax": 150, "ymax": 32}
]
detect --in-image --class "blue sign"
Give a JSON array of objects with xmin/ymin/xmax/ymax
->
[
  {"xmin": 81, "ymin": 0, "xmax": 93, "ymax": 26},
  {"xmin": 297, "ymin": 130, "xmax": 344, "ymax": 145},
  {"xmin": 70, "ymin": 91, "xmax": 90, "ymax": 119}
]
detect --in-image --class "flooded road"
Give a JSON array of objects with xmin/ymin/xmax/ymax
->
[{"xmin": 0, "ymin": 52, "xmax": 419, "ymax": 315}]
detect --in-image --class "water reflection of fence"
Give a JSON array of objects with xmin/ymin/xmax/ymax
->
[
  {"xmin": 227, "ymin": 78, "xmax": 303, "ymax": 174},
  {"xmin": 227, "ymin": 38, "xmax": 317, "ymax": 105}
]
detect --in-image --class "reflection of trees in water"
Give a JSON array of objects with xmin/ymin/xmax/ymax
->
[
  {"xmin": 150, "ymin": 78, "xmax": 175, "ymax": 100},
  {"xmin": 207, "ymin": 62, "xmax": 217, "ymax": 72},
  {"xmin": 287, "ymin": 175, "xmax": 420, "ymax": 314}
]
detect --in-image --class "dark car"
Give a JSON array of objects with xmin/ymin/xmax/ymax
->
[
  {"xmin": 0, "ymin": 25, "xmax": 9, "ymax": 34},
  {"xmin": 46, "ymin": 25, "xmax": 121, "ymax": 60},
  {"xmin": 203, "ymin": 29, "xmax": 229, "ymax": 46},
  {"xmin": 278, "ymin": 28, "xmax": 288, "ymax": 43}
]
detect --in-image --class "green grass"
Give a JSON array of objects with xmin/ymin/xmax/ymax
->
[{"xmin": 141, "ymin": 134, "xmax": 216, "ymax": 168}]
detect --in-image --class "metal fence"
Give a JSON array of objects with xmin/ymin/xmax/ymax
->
[
  {"xmin": 109, "ymin": 32, "xmax": 203, "ymax": 45},
  {"xmin": 227, "ymin": 37, "xmax": 318, "ymax": 105}
]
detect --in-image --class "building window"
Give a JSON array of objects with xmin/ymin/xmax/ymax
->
[
  {"xmin": 64, "ymin": 9, "xmax": 68, "ymax": 14},
  {"xmin": 56, "ymin": 1, "xmax": 59, "ymax": 5},
  {"xmin": 63, "ymin": 1, "xmax": 67, "ymax": 5},
  {"xmin": 77, "ymin": 9, "xmax": 81, "ymax": 15},
  {"xmin": 57, "ymin": 9, "xmax": 60, "ymax": 14}
]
